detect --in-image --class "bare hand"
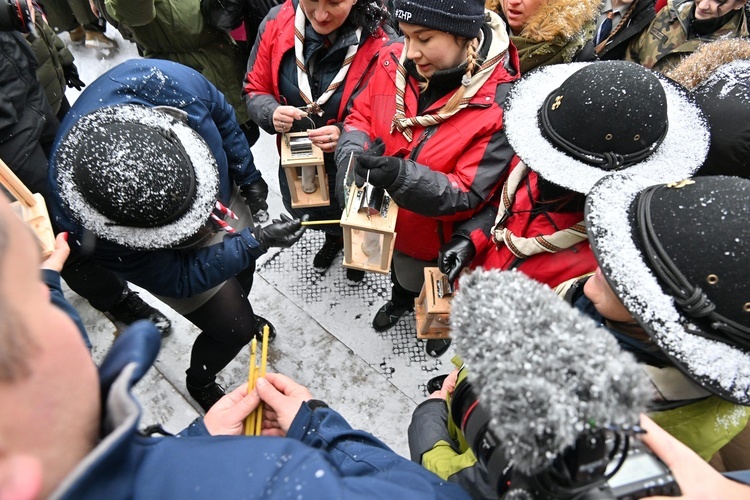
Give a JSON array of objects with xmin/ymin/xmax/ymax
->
[
  {"xmin": 428, "ymin": 368, "xmax": 459, "ymax": 400},
  {"xmin": 307, "ymin": 125, "xmax": 340, "ymax": 154},
  {"xmin": 41, "ymin": 233, "xmax": 70, "ymax": 272},
  {"xmin": 89, "ymin": 0, "xmax": 99, "ymax": 17},
  {"xmin": 640, "ymin": 414, "xmax": 750, "ymax": 499},
  {"xmin": 255, "ymin": 373, "xmax": 313, "ymax": 435},
  {"xmin": 203, "ymin": 384, "xmax": 260, "ymax": 436},
  {"xmin": 273, "ymin": 106, "xmax": 307, "ymax": 134}
]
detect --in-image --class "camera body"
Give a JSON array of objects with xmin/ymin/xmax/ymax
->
[
  {"xmin": 1, "ymin": 0, "xmax": 33, "ymax": 33},
  {"xmin": 449, "ymin": 378, "xmax": 680, "ymax": 500}
]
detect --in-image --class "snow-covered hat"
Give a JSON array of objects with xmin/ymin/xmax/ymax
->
[
  {"xmin": 586, "ymin": 174, "xmax": 750, "ymax": 405},
  {"xmin": 693, "ymin": 59, "xmax": 750, "ymax": 178},
  {"xmin": 55, "ymin": 104, "xmax": 220, "ymax": 250},
  {"xmin": 504, "ymin": 61, "xmax": 709, "ymax": 194}
]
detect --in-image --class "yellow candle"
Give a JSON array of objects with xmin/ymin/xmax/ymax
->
[{"xmin": 244, "ymin": 338, "xmax": 258, "ymax": 436}]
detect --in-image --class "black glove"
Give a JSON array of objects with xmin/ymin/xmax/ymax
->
[
  {"xmin": 241, "ymin": 177, "xmax": 269, "ymax": 222},
  {"xmin": 438, "ymin": 235, "xmax": 476, "ymax": 283},
  {"xmin": 355, "ymin": 154, "xmax": 403, "ymax": 188},
  {"xmin": 63, "ymin": 64, "xmax": 85, "ymax": 90},
  {"xmin": 254, "ymin": 213, "xmax": 307, "ymax": 251}
]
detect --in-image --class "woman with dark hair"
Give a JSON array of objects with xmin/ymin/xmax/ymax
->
[{"xmin": 243, "ymin": 0, "xmax": 395, "ymax": 283}]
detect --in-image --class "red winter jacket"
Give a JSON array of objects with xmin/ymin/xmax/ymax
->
[
  {"xmin": 336, "ymin": 29, "xmax": 520, "ymax": 261},
  {"xmin": 242, "ymin": 0, "xmax": 391, "ymax": 133},
  {"xmin": 464, "ymin": 162, "xmax": 597, "ymax": 288}
]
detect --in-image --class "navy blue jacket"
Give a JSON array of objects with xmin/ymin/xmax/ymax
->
[
  {"xmin": 48, "ymin": 59, "xmax": 266, "ymax": 298},
  {"xmin": 53, "ymin": 321, "xmax": 470, "ymax": 499}
]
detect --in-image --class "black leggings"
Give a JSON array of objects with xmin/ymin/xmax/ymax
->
[{"xmin": 183, "ymin": 265, "xmax": 257, "ymax": 386}]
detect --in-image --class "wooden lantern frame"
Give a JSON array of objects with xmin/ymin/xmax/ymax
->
[
  {"xmin": 415, "ymin": 267, "xmax": 453, "ymax": 339},
  {"xmin": 340, "ymin": 183, "xmax": 398, "ymax": 275},
  {"xmin": 280, "ymin": 131, "xmax": 329, "ymax": 208},
  {"xmin": 0, "ymin": 158, "xmax": 55, "ymax": 257}
]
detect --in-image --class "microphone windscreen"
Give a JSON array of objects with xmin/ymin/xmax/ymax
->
[{"xmin": 452, "ymin": 269, "xmax": 651, "ymax": 474}]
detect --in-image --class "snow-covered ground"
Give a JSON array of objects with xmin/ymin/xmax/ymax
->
[{"xmin": 62, "ymin": 28, "xmax": 455, "ymax": 458}]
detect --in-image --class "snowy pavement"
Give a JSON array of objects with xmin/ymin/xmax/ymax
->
[{"xmin": 64, "ymin": 31, "xmax": 455, "ymax": 458}]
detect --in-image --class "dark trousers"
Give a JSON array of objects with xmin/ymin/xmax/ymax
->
[{"xmin": 184, "ymin": 264, "xmax": 258, "ymax": 386}]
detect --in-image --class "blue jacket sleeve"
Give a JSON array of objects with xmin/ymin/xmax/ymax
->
[
  {"xmin": 286, "ymin": 401, "xmax": 471, "ymax": 499},
  {"xmin": 43, "ymin": 269, "xmax": 91, "ymax": 348},
  {"xmin": 199, "ymin": 76, "xmax": 261, "ymax": 190},
  {"xmin": 82, "ymin": 227, "xmax": 265, "ymax": 298}
]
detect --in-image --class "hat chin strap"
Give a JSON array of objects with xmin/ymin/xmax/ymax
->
[
  {"xmin": 636, "ymin": 185, "xmax": 750, "ymax": 350},
  {"xmin": 538, "ymin": 92, "xmax": 668, "ymax": 171}
]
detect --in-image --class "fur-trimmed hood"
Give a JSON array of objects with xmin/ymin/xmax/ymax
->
[
  {"xmin": 666, "ymin": 38, "xmax": 750, "ymax": 89},
  {"xmin": 487, "ymin": 0, "xmax": 601, "ymax": 42}
]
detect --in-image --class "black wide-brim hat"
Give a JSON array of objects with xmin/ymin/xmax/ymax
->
[
  {"xmin": 504, "ymin": 62, "xmax": 709, "ymax": 194},
  {"xmin": 586, "ymin": 174, "xmax": 750, "ymax": 405},
  {"xmin": 55, "ymin": 104, "xmax": 220, "ymax": 250}
]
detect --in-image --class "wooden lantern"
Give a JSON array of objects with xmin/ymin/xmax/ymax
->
[
  {"xmin": 280, "ymin": 131, "xmax": 329, "ymax": 208},
  {"xmin": 340, "ymin": 182, "xmax": 398, "ymax": 275},
  {"xmin": 415, "ymin": 268, "xmax": 453, "ymax": 339},
  {"xmin": 0, "ymin": 157, "xmax": 55, "ymax": 258}
]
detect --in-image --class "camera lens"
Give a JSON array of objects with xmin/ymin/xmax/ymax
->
[{"xmin": 450, "ymin": 379, "xmax": 511, "ymax": 495}]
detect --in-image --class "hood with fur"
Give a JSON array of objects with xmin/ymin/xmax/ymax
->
[
  {"xmin": 487, "ymin": 0, "xmax": 600, "ymax": 42},
  {"xmin": 666, "ymin": 38, "xmax": 750, "ymax": 89}
]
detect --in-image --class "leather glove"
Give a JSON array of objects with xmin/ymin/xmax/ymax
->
[
  {"xmin": 241, "ymin": 177, "xmax": 269, "ymax": 222},
  {"xmin": 63, "ymin": 64, "xmax": 86, "ymax": 90},
  {"xmin": 438, "ymin": 235, "xmax": 476, "ymax": 283},
  {"xmin": 355, "ymin": 154, "xmax": 402, "ymax": 188},
  {"xmin": 336, "ymin": 137, "xmax": 386, "ymax": 208},
  {"xmin": 254, "ymin": 213, "xmax": 307, "ymax": 251}
]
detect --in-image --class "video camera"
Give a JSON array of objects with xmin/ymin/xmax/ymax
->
[
  {"xmin": 450, "ymin": 379, "xmax": 682, "ymax": 499},
  {"xmin": 1, "ymin": 0, "xmax": 34, "ymax": 33}
]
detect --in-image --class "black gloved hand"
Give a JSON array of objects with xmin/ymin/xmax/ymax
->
[
  {"xmin": 438, "ymin": 235, "xmax": 476, "ymax": 283},
  {"xmin": 254, "ymin": 213, "xmax": 307, "ymax": 251},
  {"xmin": 63, "ymin": 64, "xmax": 85, "ymax": 90},
  {"xmin": 241, "ymin": 177, "xmax": 269, "ymax": 222},
  {"xmin": 355, "ymin": 154, "xmax": 403, "ymax": 188}
]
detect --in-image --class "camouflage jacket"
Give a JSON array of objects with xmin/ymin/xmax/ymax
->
[{"xmin": 626, "ymin": 0, "xmax": 749, "ymax": 74}]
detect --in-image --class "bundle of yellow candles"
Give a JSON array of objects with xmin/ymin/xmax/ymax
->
[{"xmin": 244, "ymin": 325, "xmax": 269, "ymax": 436}]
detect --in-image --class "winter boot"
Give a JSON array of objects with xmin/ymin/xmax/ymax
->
[
  {"xmin": 105, "ymin": 289, "xmax": 172, "ymax": 337},
  {"xmin": 425, "ymin": 339, "xmax": 452, "ymax": 358},
  {"xmin": 346, "ymin": 268, "xmax": 365, "ymax": 286},
  {"xmin": 312, "ymin": 235, "xmax": 344, "ymax": 273},
  {"xmin": 186, "ymin": 379, "xmax": 225, "ymax": 412},
  {"xmin": 372, "ymin": 301, "xmax": 412, "ymax": 331},
  {"xmin": 254, "ymin": 315, "xmax": 277, "ymax": 342},
  {"xmin": 84, "ymin": 30, "xmax": 118, "ymax": 51}
]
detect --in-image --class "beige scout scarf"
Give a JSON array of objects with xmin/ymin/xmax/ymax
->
[
  {"xmin": 492, "ymin": 162, "xmax": 587, "ymax": 259},
  {"xmin": 390, "ymin": 10, "xmax": 510, "ymax": 142},
  {"xmin": 295, "ymin": 4, "xmax": 362, "ymax": 116}
]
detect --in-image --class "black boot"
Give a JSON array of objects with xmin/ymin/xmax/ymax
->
[
  {"xmin": 186, "ymin": 379, "xmax": 225, "ymax": 412},
  {"xmin": 106, "ymin": 289, "xmax": 172, "ymax": 337},
  {"xmin": 372, "ymin": 301, "xmax": 413, "ymax": 331},
  {"xmin": 312, "ymin": 234, "xmax": 344, "ymax": 273},
  {"xmin": 254, "ymin": 315, "xmax": 277, "ymax": 342},
  {"xmin": 426, "ymin": 339, "xmax": 452, "ymax": 358}
]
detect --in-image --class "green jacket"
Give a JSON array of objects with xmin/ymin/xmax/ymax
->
[
  {"xmin": 30, "ymin": 11, "xmax": 76, "ymax": 114},
  {"xmin": 626, "ymin": 0, "xmax": 749, "ymax": 74},
  {"xmin": 103, "ymin": 0, "xmax": 249, "ymax": 124}
]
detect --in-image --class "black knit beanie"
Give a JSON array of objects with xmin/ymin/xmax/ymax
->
[{"xmin": 392, "ymin": 0, "xmax": 485, "ymax": 38}]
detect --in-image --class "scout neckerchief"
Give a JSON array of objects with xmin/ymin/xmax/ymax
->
[
  {"xmin": 390, "ymin": 12, "xmax": 510, "ymax": 142},
  {"xmin": 492, "ymin": 162, "xmax": 587, "ymax": 258},
  {"xmin": 295, "ymin": 4, "xmax": 362, "ymax": 116}
]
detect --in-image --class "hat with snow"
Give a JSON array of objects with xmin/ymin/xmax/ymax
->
[
  {"xmin": 54, "ymin": 104, "xmax": 220, "ymax": 250},
  {"xmin": 586, "ymin": 174, "xmax": 750, "ymax": 405},
  {"xmin": 504, "ymin": 61, "xmax": 709, "ymax": 194},
  {"xmin": 392, "ymin": 0, "xmax": 485, "ymax": 39},
  {"xmin": 693, "ymin": 59, "xmax": 750, "ymax": 178}
]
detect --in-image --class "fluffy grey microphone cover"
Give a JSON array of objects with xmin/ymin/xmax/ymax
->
[{"xmin": 452, "ymin": 269, "xmax": 652, "ymax": 474}]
